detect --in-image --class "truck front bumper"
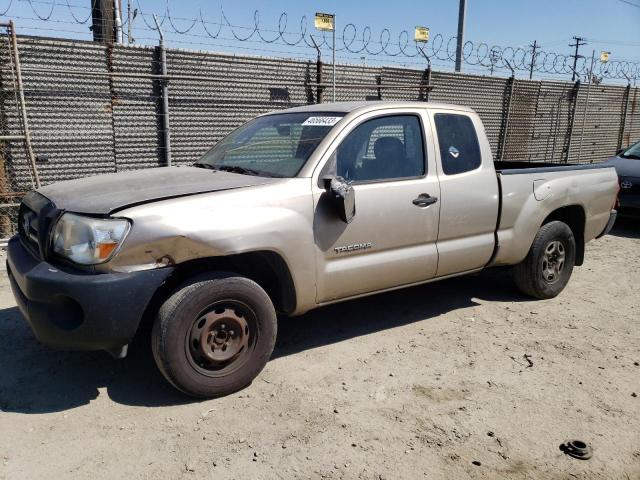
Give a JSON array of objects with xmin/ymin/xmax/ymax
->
[{"xmin": 6, "ymin": 236, "xmax": 173, "ymax": 354}]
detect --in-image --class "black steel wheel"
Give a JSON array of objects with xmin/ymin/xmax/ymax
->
[
  {"xmin": 152, "ymin": 272, "xmax": 277, "ymax": 398},
  {"xmin": 186, "ymin": 301, "xmax": 256, "ymax": 377}
]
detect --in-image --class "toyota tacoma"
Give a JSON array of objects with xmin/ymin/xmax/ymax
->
[{"xmin": 7, "ymin": 101, "xmax": 619, "ymax": 397}]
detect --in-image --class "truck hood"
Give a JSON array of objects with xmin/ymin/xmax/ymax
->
[{"xmin": 37, "ymin": 166, "xmax": 280, "ymax": 215}]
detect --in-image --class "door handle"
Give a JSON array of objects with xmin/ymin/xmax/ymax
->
[{"xmin": 412, "ymin": 194, "xmax": 438, "ymax": 207}]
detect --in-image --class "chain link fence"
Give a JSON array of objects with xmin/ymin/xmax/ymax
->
[{"xmin": 1, "ymin": 34, "xmax": 639, "ymax": 238}]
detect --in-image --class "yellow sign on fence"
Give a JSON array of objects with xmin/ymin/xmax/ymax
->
[
  {"xmin": 414, "ymin": 26, "xmax": 430, "ymax": 42},
  {"xmin": 315, "ymin": 13, "xmax": 335, "ymax": 32},
  {"xmin": 600, "ymin": 51, "xmax": 610, "ymax": 63}
]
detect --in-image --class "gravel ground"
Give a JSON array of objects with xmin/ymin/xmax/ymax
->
[{"xmin": 0, "ymin": 220, "xmax": 639, "ymax": 480}]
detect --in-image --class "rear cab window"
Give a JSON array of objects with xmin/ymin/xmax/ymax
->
[{"xmin": 434, "ymin": 113, "xmax": 481, "ymax": 175}]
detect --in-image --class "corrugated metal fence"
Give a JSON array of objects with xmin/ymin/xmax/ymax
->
[{"xmin": 1, "ymin": 35, "xmax": 639, "ymax": 236}]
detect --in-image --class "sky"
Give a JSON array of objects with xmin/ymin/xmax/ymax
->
[{"xmin": 2, "ymin": 0, "xmax": 639, "ymax": 81}]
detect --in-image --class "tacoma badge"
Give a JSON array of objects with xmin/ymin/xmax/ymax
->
[{"xmin": 334, "ymin": 242, "xmax": 372, "ymax": 254}]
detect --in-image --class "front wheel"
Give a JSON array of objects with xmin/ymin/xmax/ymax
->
[
  {"xmin": 513, "ymin": 220, "xmax": 576, "ymax": 299},
  {"xmin": 152, "ymin": 273, "xmax": 277, "ymax": 398}
]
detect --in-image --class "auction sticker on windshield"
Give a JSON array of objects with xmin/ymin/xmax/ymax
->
[{"xmin": 302, "ymin": 116, "xmax": 343, "ymax": 126}]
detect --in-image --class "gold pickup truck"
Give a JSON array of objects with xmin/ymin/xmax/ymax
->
[{"xmin": 7, "ymin": 101, "xmax": 619, "ymax": 397}]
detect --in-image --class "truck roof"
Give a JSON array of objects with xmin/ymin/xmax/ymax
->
[{"xmin": 270, "ymin": 101, "xmax": 475, "ymax": 115}]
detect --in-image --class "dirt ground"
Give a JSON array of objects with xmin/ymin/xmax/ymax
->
[{"xmin": 0, "ymin": 219, "xmax": 639, "ymax": 480}]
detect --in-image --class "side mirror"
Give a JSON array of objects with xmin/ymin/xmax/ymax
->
[
  {"xmin": 616, "ymin": 148, "xmax": 625, "ymax": 156},
  {"xmin": 322, "ymin": 176, "xmax": 356, "ymax": 224}
]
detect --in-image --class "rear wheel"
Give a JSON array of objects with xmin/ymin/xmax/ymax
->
[
  {"xmin": 513, "ymin": 221, "xmax": 576, "ymax": 299},
  {"xmin": 152, "ymin": 273, "xmax": 277, "ymax": 397}
]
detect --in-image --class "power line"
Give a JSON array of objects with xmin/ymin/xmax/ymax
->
[
  {"xmin": 2, "ymin": 1, "xmax": 639, "ymax": 82},
  {"xmin": 614, "ymin": 0, "xmax": 640, "ymax": 8},
  {"xmin": 586, "ymin": 38, "xmax": 640, "ymax": 47}
]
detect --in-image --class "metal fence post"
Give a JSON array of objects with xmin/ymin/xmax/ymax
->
[
  {"xmin": 316, "ymin": 58, "xmax": 323, "ymax": 104},
  {"xmin": 418, "ymin": 47, "xmax": 432, "ymax": 102},
  {"xmin": 577, "ymin": 50, "xmax": 595, "ymax": 161},
  {"xmin": 618, "ymin": 82, "xmax": 631, "ymax": 149},
  {"xmin": 565, "ymin": 80, "xmax": 581, "ymax": 163},
  {"xmin": 153, "ymin": 15, "xmax": 171, "ymax": 167},
  {"xmin": 310, "ymin": 35, "xmax": 323, "ymax": 103},
  {"xmin": 106, "ymin": 43, "xmax": 119, "ymax": 172},
  {"xmin": 6, "ymin": 21, "xmax": 40, "ymax": 188},
  {"xmin": 425, "ymin": 67, "xmax": 432, "ymax": 102},
  {"xmin": 498, "ymin": 61, "xmax": 516, "ymax": 161},
  {"xmin": 498, "ymin": 76, "xmax": 515, "ymax": 160}
]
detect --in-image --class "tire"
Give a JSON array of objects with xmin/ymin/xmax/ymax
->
[
  {"xmin": 151, "ymin": 272, "xmax": 277, "ymax": 398},
  {"xmin": 513, "ymin": 221, "xmax": 576, "ymax": 299}
]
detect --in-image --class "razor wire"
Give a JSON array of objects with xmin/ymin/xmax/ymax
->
[{"xmin": 2, "ymin": 0, "xmax": 639, "ymax": 80}]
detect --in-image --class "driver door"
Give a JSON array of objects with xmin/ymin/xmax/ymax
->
[{"xmin": 312, "ymin": 109, "xmax": 441, "ymax": 303}]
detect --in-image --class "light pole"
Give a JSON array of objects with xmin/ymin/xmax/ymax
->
[
  {"xmin": 315, "ymin": 12, "xmax": 336, "ymax": 102},
  {"xmin": 454, "ymin": 0, "xmax": 466, "ymax": 72},
  {"xmin": 415, "ymin": 26, "xmax": 431, "ymax": 101},
  {"xmin": 332, "ymin": 19, "xmax": 336, "ymax": 102}
]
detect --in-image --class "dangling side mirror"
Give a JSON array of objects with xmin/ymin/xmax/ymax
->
[
  {"xmin": 616, "ymin": 148, "xmax": 625, "ymax": 156},
  {"xmin": 322, "ymin": 176, "xmax": 356, "ymax": 224}
]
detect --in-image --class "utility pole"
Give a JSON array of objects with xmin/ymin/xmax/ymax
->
[
  {"xmin": 489, "ymin": 48, "xmax": 499, "ymax": 76},
  {"xmin": 454, "ymin": 0, "xmax": 466, "ymax": 72},
  {"xmin": 127, "ymin": 0, "xmax": 133, "ymax": 44},
  {"xmin": 114, "ymin": 0, "xmax": 123, "ymax": 44},
  {"xmin": 569, "ymin": 36, "xmax": 586, "ymax": 82},
  {"xmin": 91, "ymin": 0, "xmax": 114, "ymax": 44},
  {"xmin": 90, "ymin": 0, "xmax": 122, "ymax": 44},
  {"xmin": 529, "ymin": 40, "xmax": 539, "ymax": 80}
]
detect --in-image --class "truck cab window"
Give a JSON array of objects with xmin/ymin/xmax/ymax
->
[
  {"xmin": 434, "ymin": 113, "xmax": 481, "ymax": 175},
  {"xmin": 335, "ymin": 115, "xmax": 425, "ymax": 182}
]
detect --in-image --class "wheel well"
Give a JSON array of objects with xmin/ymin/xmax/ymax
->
[
  {"xmin": 542, "ymin": 205, "xmax": 585, "ymax": 266},
  {"xmin": 136, "ymin": 251, "xmax": 296, "ymax": 339}
]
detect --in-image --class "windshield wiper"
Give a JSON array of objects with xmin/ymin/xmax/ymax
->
[
  {"xmin": 193, "ymin": 163, "xmax": 217, "ymax": 170},
  {"xmin": 193, "ymin": 162, "xmax": 284, "ymax": 177},
  {"xmin": 216, "ymin": 165, "xmax": 268, "ymax": 176},
  {"xmin": 193, "ymin": 163, "xmax": 261, "ymax": 175},
  {"xmin": 621, "ymin": 154, "xmax": 640, "ymax": 160}
]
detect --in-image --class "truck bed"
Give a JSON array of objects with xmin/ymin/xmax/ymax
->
[
  {"xmin": 491, "ymin": 160, "xmax": 618, "ymax": 267},
  {"xmin": 494, "ymin": 160, "xmax": 611, "ymax": 175}
]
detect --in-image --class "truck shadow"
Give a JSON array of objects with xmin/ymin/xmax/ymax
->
[
  {"xmin": 273, "ymin": 268, "xmax": 522, "ymax": 359},
  {"xmin": 609, "ymin": 217, "xmax": 640, "ymax": 239},
  {"xmin": 0, "ymin": 268, "xmax": 527, "ymax": 413}
]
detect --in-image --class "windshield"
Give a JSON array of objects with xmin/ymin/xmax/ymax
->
[
  {"xmin": 196, "ymin": 112, "xmax": 344, "ymax": 177},
  {"xmin": 620, "ymin": 141, "xmax": 640, "ymax": 160}
]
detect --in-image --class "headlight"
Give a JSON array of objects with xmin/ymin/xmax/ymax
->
[{"xmin": 52, "ymin": 213, "xmax": 131, "ymax": 265}]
